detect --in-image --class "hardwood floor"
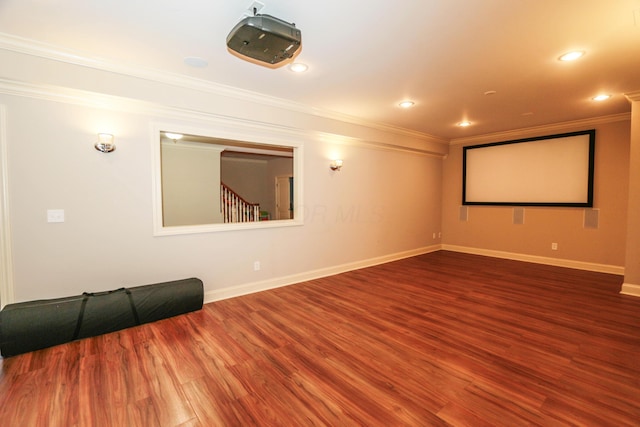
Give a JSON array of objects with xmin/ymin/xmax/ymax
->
[{"xmin": 1, "ymin": 251, "xmax": 639, "ymax": 426}]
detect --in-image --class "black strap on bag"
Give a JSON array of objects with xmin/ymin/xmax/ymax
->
[
  {"xmin": 72, "ymin": 293, "xmax": 90, "ymax": 341},
  {"xmin": 124, "ymin": 288, "xmax": 141, "ymax": 326},
  {"xmin": 72, "ymin": 287, "xmax": 140, "ymax": 341}
]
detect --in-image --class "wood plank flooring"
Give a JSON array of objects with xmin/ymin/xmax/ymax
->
[{"xmin": 1, "ymin": 251, "xmax": 639, "ymax": 426}]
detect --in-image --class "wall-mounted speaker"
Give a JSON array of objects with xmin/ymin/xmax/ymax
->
[
  {"xmin": 513, "ymin": 207, "xmax": 525, "ymax": 225},
  {"xmin": 584, "ymin": 208, "xmax": 599, "ymax": 229},
  {"xmin": 459, "ymin": 206, "xmax": 468, "ymax": 221}
]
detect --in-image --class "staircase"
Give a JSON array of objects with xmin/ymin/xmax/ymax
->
[{"xmin": 220, "ymin": 183, "xmax": 260, "ymax": 223}]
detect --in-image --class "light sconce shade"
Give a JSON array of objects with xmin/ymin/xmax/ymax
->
[
  {"xmin": 330, "ymin": 159, "xmax": 343, "ymax": 171},
  {"xmin": 164, "ymin": 132, "xmax": 183, "ymax": 142},
  {"xmin": 95, "ymin": 133, "xmax": 115, "ymax": 153}
]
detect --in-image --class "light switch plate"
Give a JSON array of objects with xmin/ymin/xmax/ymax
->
[{"xmin": 47, "ymin": 209, "xmax": 65, "ymax": 223}]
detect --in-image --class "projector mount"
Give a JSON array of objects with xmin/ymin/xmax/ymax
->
[{"xmin": 226, "ymin": 3, "xmax": 302, "ymax": 66}]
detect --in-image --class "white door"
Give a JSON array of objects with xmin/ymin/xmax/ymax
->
[{"xmin": 275, "ymin": 175, "xmax": 293, "ymax": 220}]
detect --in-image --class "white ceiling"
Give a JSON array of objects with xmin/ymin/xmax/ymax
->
[{"xmin": 1, "ymin": 0, "xmax": 639, "ymax": 140}]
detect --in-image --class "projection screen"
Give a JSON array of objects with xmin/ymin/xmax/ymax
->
[{"xmin": 462, "ymin": 130, "xmax": 595, "ymax": 207}]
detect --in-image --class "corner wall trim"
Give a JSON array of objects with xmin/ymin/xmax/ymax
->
[
  {"xmin": 203, "ymin": 245, "xmax": 441, "ymax": 304},
  {"xmin": 441, "ymin": 244, "xmax": 624, "ymax": 275},
  {"xmin": 0, "ymin": 105, "xmax": 15, "ymax": 308},
  {"xmin": 620, "ymin": 283, "xmax": 640, "ymax": 297}
]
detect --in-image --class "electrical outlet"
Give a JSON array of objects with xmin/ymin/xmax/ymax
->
[
  {"xmin": 253, "ymin": 261, "xmax": 261, "ymax": 271},
  {"xmin": 551, "ymin": 242, "xmax": 558, "ymax": 250},
  {"xmin": 432, "ymin": 232, "xmax": 436, "ymax": 239}
]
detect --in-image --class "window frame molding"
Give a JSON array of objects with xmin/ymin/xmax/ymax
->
[{"xmin": 150, "ymin": 121, "xmax": 304, "ymax": 236}]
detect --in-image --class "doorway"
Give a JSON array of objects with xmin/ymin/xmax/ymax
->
[{"xmin": 275, "ymin": 175, "xmax": 293, "ymax": 220}]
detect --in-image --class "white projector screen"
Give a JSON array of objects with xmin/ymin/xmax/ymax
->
[{"xmin": 463, "ymin": 130, "xmax": 595, "ymax": 207}]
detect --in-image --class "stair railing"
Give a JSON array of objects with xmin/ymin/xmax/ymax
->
[{"xmin": 220, "ymin": 183, "xmax": 260, "ymax": 223}]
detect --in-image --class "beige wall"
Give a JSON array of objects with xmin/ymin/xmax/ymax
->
[
  {"xmin": 442, "ymin": 119, "xmax": 630, "ymax": 269},
  {"xmin": 0, "ymin": 50, "xmax": 446, "ymax": 304},
  {"xmin": 2, "ymin": 46, "xmax": 633, "ymax": 306},
  {"xmin": 162, "ymin": 143, "xmax": 223, "ymax": 226}
]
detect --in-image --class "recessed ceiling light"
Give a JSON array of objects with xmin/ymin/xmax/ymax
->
[
  {"xmin": 164, "ymin": 132, "xmax": 183, "ymax": 140},
  {"xmin": 558, "ymin": 51, "xmax": 585, "ymax": 61},
  {"xmin": 288, "ymin": 62, "xmax": 308, "ymax": 73},
  {"xmin": 183, "ymin": 57, "xmax": 209, "ymax": 68},
  {"xmin": 592, "ymin": 94, "xmax": 611, "ymax": 101},
  {"xmin": 399, "ymin": 101, "xmax": 415, "ymax": 108},
  {"xmin": 457, "ymin": 121, "xmax": 472, "ymax": 127}
]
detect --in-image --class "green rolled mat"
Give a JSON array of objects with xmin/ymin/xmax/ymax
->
[{"xmin": 0, "ymin": 277, "xmax": 203, "ymax": 357}]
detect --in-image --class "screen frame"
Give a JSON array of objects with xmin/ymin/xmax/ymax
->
[{"xmin": 462, "ymin": 129, "xmax": 596, "ymax": 207}]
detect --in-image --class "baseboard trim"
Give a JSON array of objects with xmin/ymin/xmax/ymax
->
[
  {"xmin": 620, "ymin": 283, "xmax": 640, "ymax": 297},
  {"xmin": 204, "ymin": 244, "xmax": 627, "ymax": 304},
  {"xmin": 204, "ymin": 245, "xmax": 441, "ymax": 304},
  {"xmin": 441, "ymin": 244, "xmax": 624, "ymax": 275}
]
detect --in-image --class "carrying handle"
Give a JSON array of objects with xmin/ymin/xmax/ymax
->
[{"xmin": 72, "ymin": 288, "xmax": 140, "ymax": 341}]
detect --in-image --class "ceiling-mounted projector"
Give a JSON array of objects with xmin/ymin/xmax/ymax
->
[{"xmin": 226, "ymin": 14, "xmax": 301, "ymax": 66}]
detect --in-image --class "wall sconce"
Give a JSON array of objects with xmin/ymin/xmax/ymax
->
[
  {"xmin": 330, "ymin": 159, "xmax": 343, "ymax": 171},
  {"xmin": 95, "ymin": 133, "xmax": 115, "ymax": 153},
  {"xmin": 164, "ymin": 132, "xmax": 183, "ymax": 143}
]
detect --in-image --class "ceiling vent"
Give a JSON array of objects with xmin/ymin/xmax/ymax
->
[{"xmin": 226, "ymin": 14, "xmax": 301, "ymax": 66}]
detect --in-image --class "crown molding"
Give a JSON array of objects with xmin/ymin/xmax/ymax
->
[
  {"xmin": 0, "ymin": 78, "xmax": 447, "ymax": 157},
  {"xmin": 0, "ymin": 77, "xmax": 329, "ymax": 152},
  {"xmin": 0, "ymin": 32, "xmax": 300, "ymax": 109},
  {"xmin": 0, "ymin": 32, "xmax": 447, "ymax": 147},
  {"xmin": 0, "ymin": 77, "xmax": 301, "ymax": 134},
  {"xmin": 449, "ymin": 113, "xmax": 631, "ymax": 146},
  {"xmin": 625, "ymin": 91, "xmax": 640, "ymax": 102}
]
